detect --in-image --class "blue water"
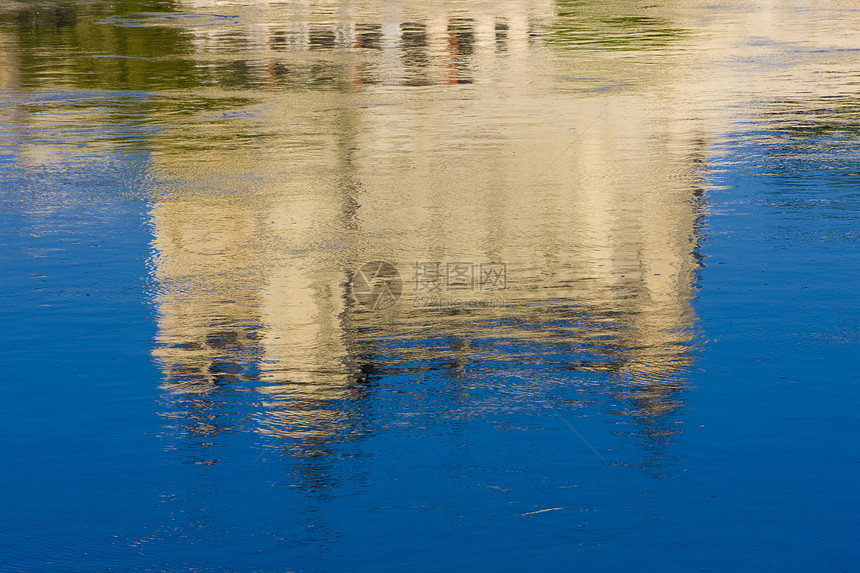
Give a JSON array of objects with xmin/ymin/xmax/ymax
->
[{"xmin": 1, "ymin": 1, "xmax": 859, "ymax": 571}]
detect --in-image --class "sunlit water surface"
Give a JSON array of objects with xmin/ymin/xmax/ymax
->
[{"xmin": 1, "ymin": 0, "xmax": 858, "ymax": 570}]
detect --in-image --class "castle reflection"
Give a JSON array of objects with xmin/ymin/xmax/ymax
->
[
  {"xmin": 142, "ymin": 0, "xmax": 707, "ymax": 467},
  {"xmin": 0, "ymin": 0, "xmax": 724, "ymax": 471}
]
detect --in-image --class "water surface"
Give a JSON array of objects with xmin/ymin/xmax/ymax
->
[{"xmin": 1, "ymin": 0, "xmax": 858, "ymax": 571}]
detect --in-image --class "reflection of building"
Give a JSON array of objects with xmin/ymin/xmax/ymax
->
[
  {"xmin": 145, "ymin": 0, "xmax": 708, "ymax": 463},
  {"xmin": 0, "ymin": 0, "xmax": 855, "ymax": 479}
]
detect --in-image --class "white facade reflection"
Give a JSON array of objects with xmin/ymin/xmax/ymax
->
[{"xmin": 146, "ymin": 2, "xmax": 708, "ymax": 457}]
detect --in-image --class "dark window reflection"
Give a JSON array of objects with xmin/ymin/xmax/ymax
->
[
  {"xmin": 354, "ymin": 23, "xmax": 382, "ymax": 50},
  {"xmin": 495, "ymin": 19, "xmax": 509, "ymax": 51},
  {"xmin": 400, "ymin": 21, "xmax": 429, "ymax": 86},
  {"xmin": 309, "ymin": 27, "xmax": 336, "ymax": 50}
]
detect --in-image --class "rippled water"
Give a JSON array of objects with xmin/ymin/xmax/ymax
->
[{"xmin": 1, "ymin": 1, "xmax": 858, "ymax": 571}]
